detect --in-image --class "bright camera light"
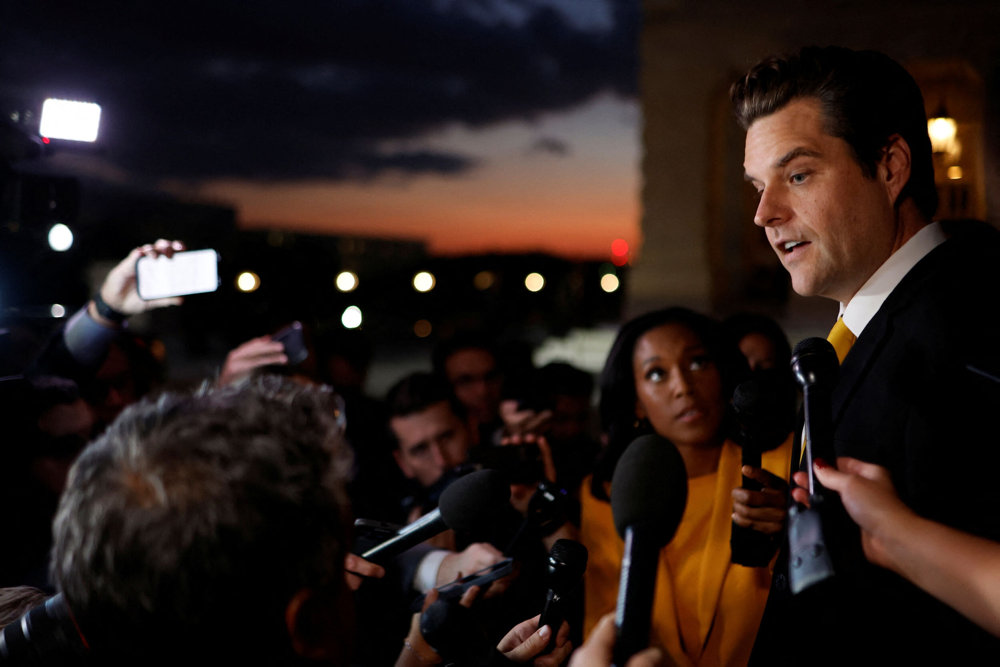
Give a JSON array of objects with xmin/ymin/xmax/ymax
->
[
  {"xmin": 342, "ymin": 305, "xmax": 363, "ymax": 329},
  {"xmin": 48, "ymin": 223, "xmax": 74, "ymax": 251},
  {"xmin": 524, "ymin": 272, "xmax": 545, "ymax": 292},
  {"xmin": 40, "ymin": 99, "xmax": 102, "ymax": 142},
  {"xmin": 236, "ymin": 271, "xmax": 261, "ymax": 292},
  {"xmin": 413, "ymin": 271, "xmax": 436, "ymax": 293},
  {"xmin": 336, "ymin": 271, "xmax": 359, "ymax": 292},
  {"xmin": 50, "ymin": 304, "xmax": 67, "ymax": 318}
]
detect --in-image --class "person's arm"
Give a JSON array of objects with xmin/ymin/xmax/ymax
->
[
  {"xmin": 807, "ymin": 457, "xmax": 1000, "ymax": 637},
  {"xmin": 33, "ymin": 240, "xmax": 185, "ymax": 379}
]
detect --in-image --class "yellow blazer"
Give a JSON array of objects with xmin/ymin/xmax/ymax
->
[{"xmin": 580, "ymin": 437, "xmax": 793, "ymax": 667}]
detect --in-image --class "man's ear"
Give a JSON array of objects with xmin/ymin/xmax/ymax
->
[
  {"xmin": 285, "ymin": 587, "xmax": 354, "ymax": 662},
  {"xmin": 881, "ymin": 134, "xmax": 912, "ymax": 207}
]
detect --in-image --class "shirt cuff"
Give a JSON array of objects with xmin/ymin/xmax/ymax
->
[
  {"xmin": 63, "ymin": 306, "xmax": 119, "ymax": 367},
  {"xmin": 414, "ymin": 549, "xmax": 450, "ymax": 593}
]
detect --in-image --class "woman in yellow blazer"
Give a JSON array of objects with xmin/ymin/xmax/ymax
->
[{"xmin": 580, "ymin": 307, "xmax": 793, "ymax": 666}]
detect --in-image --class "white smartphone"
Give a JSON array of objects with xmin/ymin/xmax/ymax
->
[{"xmin": 135, "ymin": 249, "xmax": 220, "ymax": 300}]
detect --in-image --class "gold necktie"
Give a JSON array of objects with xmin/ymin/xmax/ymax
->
[{"xmin": 827, "ymin": 317, "xmax": 856, "ymax": 364}]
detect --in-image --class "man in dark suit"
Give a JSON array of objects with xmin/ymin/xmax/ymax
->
[{"xmin": 731, "ymin": 45, "xmax": 1000, "ymax": 663}]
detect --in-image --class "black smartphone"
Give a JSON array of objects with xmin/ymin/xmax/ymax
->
[
  {"xmin": 410, "ymin": 557, "xmax": 515, "ymax": 611},
  {"xmin": 272, "ymin": 321, "xmax": 308, "ymax": 365}
]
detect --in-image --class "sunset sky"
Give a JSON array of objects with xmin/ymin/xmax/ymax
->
[{"xmin": 1, "ymin": 0, "xmax": 641, "ymax": 259}]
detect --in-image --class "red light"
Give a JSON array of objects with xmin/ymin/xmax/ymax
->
[
  {"xmin": 611, "ymin": 255, "xmax": 628, "ymax": 267},
  {"xmin": 42, "ymin": 136, "xmax": 51, "ymax": 144},
  {"xmin": 611, "ymin": 239, "xmax": 628, "ymax": 257}
]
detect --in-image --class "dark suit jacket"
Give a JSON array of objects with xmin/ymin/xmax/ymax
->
[{"xmin": 752, "ymin": 221, "xmax": 1000, "ymax": 665}]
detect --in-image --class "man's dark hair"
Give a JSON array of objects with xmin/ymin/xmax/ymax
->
[
  {"xmin": 50, "ymin": 375, "xmax": 353, "ymax": 665},
  {"xmin": 730, "ymin": 45, "xmax": 938, "ymax": 221},
  {"xmin": 385, "ymin": 371, "xmax": 465, "ymax": 425}
]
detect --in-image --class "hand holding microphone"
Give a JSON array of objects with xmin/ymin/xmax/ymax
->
[
  {"xmin": 610, "ymin": 434, "xmax": 688, "ymax": 666},
  {"xmin": 728, "ymin": 370, "xmax": 794, "ymax": 566},
  {"xmin": 355, "ymin": 468, "xmax": 510, "ymax": 566},
  {"xmin": 787, "ymin": 337, "xmax": 840, "ymax": 594}
]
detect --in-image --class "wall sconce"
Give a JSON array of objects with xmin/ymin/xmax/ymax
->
[{"xmin": 927, "ymin": 104, "xmax": 961, "ymax": 160}]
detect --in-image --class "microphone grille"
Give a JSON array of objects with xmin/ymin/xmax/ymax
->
[
  {"xmin": 550, "ymin": 538, "xmax": 589, "ymax": 575},
  {"xmin": 438, "ymin": 468, "xmax": 510, "ymax": 531},
  {"xmin": 610, "ymin": 434, "xmax": 688, "ymax": 546}
]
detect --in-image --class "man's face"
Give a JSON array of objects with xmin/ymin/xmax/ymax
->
[
  {"xmin": 444, "ymin": 348, "xmax": 502, "ymax": 424},
  {"xmin": 390, "ymin": 401, "xmax": 470, "ymax": 488},
  {"xmin": 743, "ymin": 97, "xmax": 901, "ymax": 305}
]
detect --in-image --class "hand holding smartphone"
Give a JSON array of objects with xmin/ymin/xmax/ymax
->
[
  {"xmin": 135, "ymin": 248, "xmax": 220, "ymax": 300},
  {"xmin": 272, "ymin": 321, "xmax": 308, "ymax": 365}
]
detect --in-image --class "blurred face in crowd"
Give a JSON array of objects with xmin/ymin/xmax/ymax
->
[
  {"xmin": 390, "ymin": 401, "xmax": 471, "ymax": 488},
  {"xmin": 444, "ymin": 348, "xmax": 503, "ymax": 424},
  {"xmin": 738, "ymin": 332, "xmax": 780, "ymax": 371},
  {"xmin": 632, "ymin": 323, "xmax": 725, "ymax": 450},
  {"xmin": 33, "ymin": 398, "xmax": 95, "ymax": 495}
]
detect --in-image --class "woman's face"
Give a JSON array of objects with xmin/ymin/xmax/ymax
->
[{"xmin": 632, "ymin": 323, "xmax": 725, "ymax": 449}]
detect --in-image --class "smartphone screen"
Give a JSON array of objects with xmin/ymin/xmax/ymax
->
[{"xmin": 135, "ymin": 249, "xmax": 219, "ymax": 300}]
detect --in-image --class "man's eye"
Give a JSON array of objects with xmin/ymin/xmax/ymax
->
[{"xmin": 790, "ymin": 172, "xmax": 808, "ymax": 184}]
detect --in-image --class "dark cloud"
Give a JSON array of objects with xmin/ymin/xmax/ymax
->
[
  {"xmin": 0, "ymin": 0, "xmax": 638, "ymax": 184},
  {"xmin": 529, "ymin": 136, "xmax": 571, "ymax": 156}
]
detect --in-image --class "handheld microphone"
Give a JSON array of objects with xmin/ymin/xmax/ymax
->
[
  {"xmin": 419, "ymin": 596, "xmax": 493, "ymax": 665},
  {"xmin": 610, "ymin": 434, "xmax": 688, "ymax": 666},
  {"xmin": 787, "ymin": 337, "xmax": 839, "ymax": 594},
  {"xmin": 729, "ymin": 370, "xmax": 795, "ymax": 566},
  {"xmin": 538, "ymin": 539, "xmax": 588, "ymax": 653},
  {"xmin": 357, "ymin": 468, "xmax": 510, "ymax": 566},
  {"xmin": 790, "ymin": 338, "xmax": 839, "ymax": 499}
]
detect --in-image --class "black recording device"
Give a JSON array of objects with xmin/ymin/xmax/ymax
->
[
  {"xmin": 539, "ymin": 539, "xmax": 588, "ymax": 654},
  {"xmin": 272, "ymin": 321, "xmax": 308, "ymax": 365},
  {"xmin": 788, "ymin": 337, "xmax": 839, "ymax": 594},
  {"xmin": 729, "ymin": 369, "xmax": 795, "ymax": 566},
  {"xmin": 410, "ymin": 557, "xmax": 515, "ymax": 611},
  {"xmin": 0, "ymin": 593, "xmax": 89, "ymax": 665}
]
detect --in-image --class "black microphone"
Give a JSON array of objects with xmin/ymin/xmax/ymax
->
[
  {"xmin": 358, "ymin": 468, "xmax": 510, "ymax": 566},
  {"xmin": 538, "ymin": 538, "xmax": 588, "ymax": 653},
  {"xmin": 787, "ymin": 337, "xmax": 839, "ymax": 594},
  {"xmin": 729, "ymin": 370, "xmax": 795, "ymax": 566},
  {"xmin": 790, "ymin": 338, "xmax": 839, "ymax": 498},
  {"xmin": 610, "ymin": 434, "xmax": 688, "ymax": 666},
  {"xmin": 419, "ymin": 596, "xmax": 493, "ymax": 665}
]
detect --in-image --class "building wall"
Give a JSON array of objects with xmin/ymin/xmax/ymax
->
[{"xmin": 632, "ymin": 0, "xmax": 1000, "ymax": 340}]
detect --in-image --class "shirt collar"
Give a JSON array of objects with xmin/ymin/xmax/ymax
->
[{"xmin": 840, "ymin": 221, "xmax": 946, "ymax": 336}]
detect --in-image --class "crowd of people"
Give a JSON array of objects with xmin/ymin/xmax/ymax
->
[{"xmin": 3, "ymin": 44, "xmax": 1000, "ymax": 665}]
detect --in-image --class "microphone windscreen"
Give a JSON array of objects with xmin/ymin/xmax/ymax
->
[
  {"xmin": 438, "ymin": 468, "xmax": 510, "ymax": 531},
  {"xmin": 610, "ymin": 434, "xmax": 688, "ymax": 546},
  {"xmin": 730, "ymin": 370, "xmax": 795, "ymax": 455}
]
